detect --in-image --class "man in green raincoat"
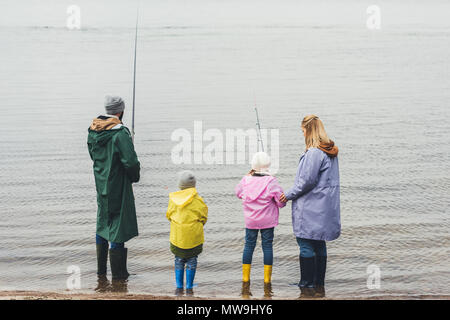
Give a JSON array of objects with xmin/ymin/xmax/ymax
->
[{"xmin": 87, "ymin": 95, "xmax": 140, "ymax": 280}]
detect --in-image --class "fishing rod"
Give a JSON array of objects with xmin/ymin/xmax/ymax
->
[
  {"xmin": 254, "ymin": 107, "xmax": 264, "ymax": 152},
  {"xmin": 131, "ymin": 6, "xmax": 139, "ymax": 143}
]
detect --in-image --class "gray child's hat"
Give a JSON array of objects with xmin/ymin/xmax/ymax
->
[
  {"xmin": 178, "ymin": 170, "xmax": 196, "ymax": 190},
  {"xmin": 104, "ymin": 95, "xmax": 125, "ymax": 115}
]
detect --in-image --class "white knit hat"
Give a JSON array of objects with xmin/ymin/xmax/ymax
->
[{"xmin": 251, "ymin": 152, "xmax": 271, "ymax": 174}]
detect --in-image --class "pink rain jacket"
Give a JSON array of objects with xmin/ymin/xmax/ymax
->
[{"xmin": 235, "ymin": 175, "xmax": 286, "ymax": 229}]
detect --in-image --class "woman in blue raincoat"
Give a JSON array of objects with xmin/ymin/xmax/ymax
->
[{"xmin": 280, "ymin": 115, "xmax": 340, "ymax": 297}]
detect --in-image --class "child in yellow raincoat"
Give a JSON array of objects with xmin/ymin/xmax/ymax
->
[{"xmin": 166, "ymin": 170, "xmax": 208, "ymax": 296}]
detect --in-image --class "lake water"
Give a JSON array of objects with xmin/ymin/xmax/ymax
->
[{"xmin": 0, "ymin": 0, "xmax": 449, "ymax": 298}]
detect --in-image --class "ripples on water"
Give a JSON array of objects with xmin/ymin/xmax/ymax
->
[{"xmin": 0, "ymin": 3, "xmax": 449, "ymax": 298}]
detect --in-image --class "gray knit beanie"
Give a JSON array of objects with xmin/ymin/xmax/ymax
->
[
  {"xmin": 104, "ymin": 95, "xmax": 125, "ymax": 115},
  {"xmin": 178, "ymin": 170, "xmax": 196, "ymax": 190}
]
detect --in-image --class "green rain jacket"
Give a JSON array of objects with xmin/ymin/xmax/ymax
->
[{"xmin": 87, "ymin": 116, "xmax": 140, "ymax": 243}]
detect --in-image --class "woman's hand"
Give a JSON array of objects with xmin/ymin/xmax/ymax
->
[{"xmin": 280, "ymin": 193, "xmax": 288, "ymax": 203}]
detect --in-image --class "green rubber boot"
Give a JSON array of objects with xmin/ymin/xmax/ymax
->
[{"xmin": 109, "ymin": 248, "xmax": 130, "ymax": 280}]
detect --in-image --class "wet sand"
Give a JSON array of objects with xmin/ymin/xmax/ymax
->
[{"xmin": 0, "ymin": 291, "xmax": 448, "ymax": 300}]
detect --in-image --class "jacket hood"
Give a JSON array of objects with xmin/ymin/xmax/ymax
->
[
  {"xmin": 169, "ymin": 187, "xmax": 198, "ymax": 208},
  {"xmin": 90, "ymin": 116, "xmax": 122, "ymax": 132},
  {"xmin": 319, "ymin": 140, "xmax": 339, "ymax": 158},
  {"xmin": 88, "ymin": 116, "xmax": 123, "ymax": 146},
  {"xmin": 242, "ymin": 175, "xmax": 276, "ymax": 201}
]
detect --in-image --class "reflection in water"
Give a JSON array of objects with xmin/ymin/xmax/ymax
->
[
  {"xmin": 95, "ymin": 275, "xmax": 110, "ymax": 293},
  {"xmin": 241, "ymin": 282, "xmax": 252, "ymax": 299},
  {"xmin": 314, "ymin": 286, "xmax": 326, "ymax": 298},
  {"xmin": 186, "ymin": 288, "xmax": 194, "ymax": 297},
  {"xmin": 299, "ymin": 287, "xmax": 316, "ymax": 299},
  {"xmin": 174, "ymin": 288, "xmax": 184, "ymax": 297},
  {"xmin": 263, "ymin": 283, "xmax": 273, "ymax": 299},
  {"xmin": 111, "ymin": 279, "xmax": 128, "ymax": 293},
  {"xmin": 94, "ymin": 276, "xmax": 128, "ymax": 294}
]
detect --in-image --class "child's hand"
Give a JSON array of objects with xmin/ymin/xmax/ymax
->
[{"xmin": 280, "ymin": 193, "xmax": 288, "ymax": 203}]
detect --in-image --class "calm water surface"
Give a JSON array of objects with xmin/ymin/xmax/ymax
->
[{"xmin": 0, "ymin": 0, "xmax": 449, "ymax": 298}]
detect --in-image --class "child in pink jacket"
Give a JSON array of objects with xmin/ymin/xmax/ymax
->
[{"xmin": 235, "ymin": 152, "xmax": 285, "ymax": 295}]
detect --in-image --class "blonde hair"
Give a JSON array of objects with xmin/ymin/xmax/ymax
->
[{"xmin": 301, "ymin": 115, "xmax": 330, "ymax": 150}]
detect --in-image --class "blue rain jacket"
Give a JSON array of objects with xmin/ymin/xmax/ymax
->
[{"xmin": 285, "ymin": 148, "xmax": 341, "ymax": 241}]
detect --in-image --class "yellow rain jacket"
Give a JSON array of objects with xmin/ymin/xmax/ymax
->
[{"xmin": 166, "ymin": 187, "xmax": 208, "ymax": 249}]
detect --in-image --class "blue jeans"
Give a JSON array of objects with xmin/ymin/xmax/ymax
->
[
  {"xmin": 242, "ymin": 228, "xmax": 274, "ymax": 265},
  {"xmin": 296, "ymin": 238, "xmax": 327, "ymax": 257},
  {"xmin": 96, "ymin": 234, "xmax": 124, "ymax": 249},
  {"xmin": 175, "ymin": 256, "xmax": 198, "ymax": 270}
]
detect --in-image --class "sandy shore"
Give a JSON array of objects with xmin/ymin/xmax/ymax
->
[
  {"xmin": 0, "ymin": 291, "xmax": 449, "ymax": 300},
  {"xmin": 0, "ymin": 290, "xmax": 181, "ymax": 300}
]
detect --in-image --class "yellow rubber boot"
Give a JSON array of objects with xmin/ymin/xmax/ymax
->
[
  {"xmin": 264, "ymin": 265, "xmax": 272, "ymax": 283},
  {"xmin": 242, "ymin": 264, "xmax": 251, "ymax": 282}
]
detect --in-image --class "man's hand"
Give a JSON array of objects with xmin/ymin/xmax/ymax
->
[{"xmin": 280, "ymin": 193, "xmax": 288, "ymax": 203}]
